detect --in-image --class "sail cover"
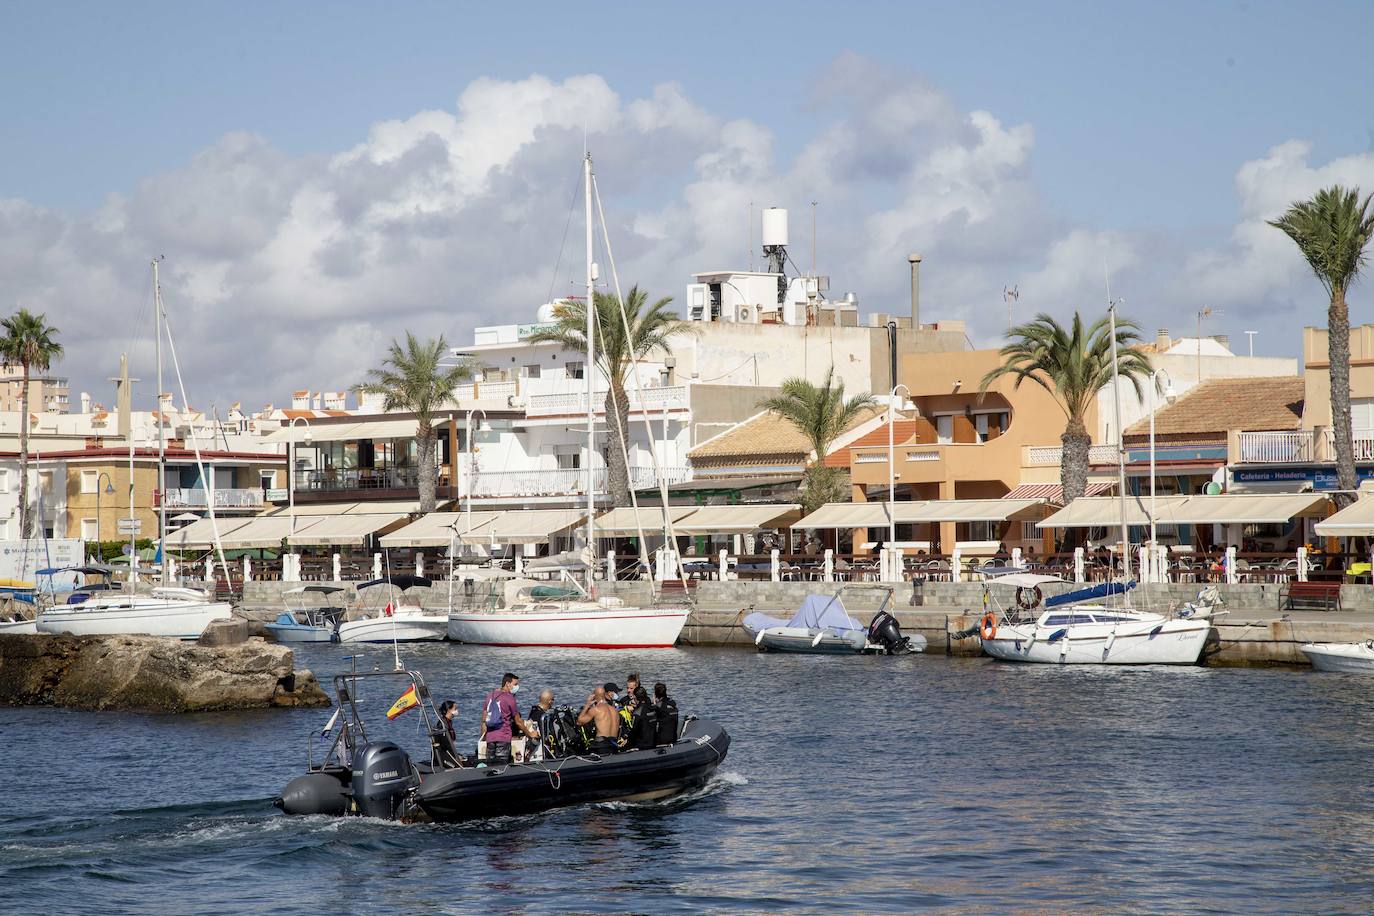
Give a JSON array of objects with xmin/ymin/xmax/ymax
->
[
  {"xmin": 787, "ymin": 594, "xmax": 864, "ymax": 631},
  {"xmin": 1044, "ymin": 580, "xmax": 1137, "ymax": 608}
]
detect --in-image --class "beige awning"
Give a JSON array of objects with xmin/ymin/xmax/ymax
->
[
  {"xmin": 794, "ymin": 499, "xmax": 1044, "ymax": 529},
  {"xmin": 1314, "ymin": 496, "xmax": 1374, "ymax": 535},
  {"xmin": 217, "ymin": 516, "xmax": 313, "ymax": 548},
  {"xmin": 675, "ymin": 504, "xmax": 801, "ymax": 534},
  {"xmin": 379, "ymin": 511, "xmax": 501, "ymax": 547},
  {"xmin": 473, "ymin": 509, "xmax": 588, "ymax": 544},
  {"xmin": 595, "ymin": 506, "xmax": 699, "ymax": 536},
  {"xmin": 1040, "ymin": 493, "xmax": 1328, "ymax": 528},
  {"xmin": 165, "ymin": 516, "xmax": 255, "ymax": 548},
  {"xmin": 261, "ymin": 418, "xmax": 420, "ymax": 443},
  {"xmin": 286, "ymin": 514, "xmax": 406, "ymax": 546},
  {"xmin": 263, "ymin": 500, "xmax": 424, "ymax": 517}
]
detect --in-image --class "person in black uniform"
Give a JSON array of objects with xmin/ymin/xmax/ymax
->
[
  {"xmin": 627, "ymin": 685, "xmax": 658, "ymax": 750},
  {"xmin": 653, "ymin": 681, "xmax": 678, "ymax": 746}
]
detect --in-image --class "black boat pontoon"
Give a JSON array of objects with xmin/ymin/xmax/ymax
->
[{"xmin": 274, "ymin": 667, "xmax": 730, "ymax": 823}]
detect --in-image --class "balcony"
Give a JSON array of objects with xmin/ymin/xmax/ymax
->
[
  {"xmin": 1023, "ymin": 444, "xmax": 1119, "ymax": 467},
  {"xmin": 1237, "ymin": 431, "xmax": 1317, "ymax": 464},
  {"xmin": 468, "ymin": 465, "xmax": 691, "ymax": 499},
  {"xmin": 295, "ymin": 468, "xmax": 421, "ymax": 493},
  {"xmin": 160, "ymin": 487, "xmax": 265, "ymax": 509},
  {"xmin": 525, "ymin": 385, "xmax": 690, "ymax": 418}
]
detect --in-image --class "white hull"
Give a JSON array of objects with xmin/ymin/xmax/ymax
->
[
  {"xmin": 447, "ymin": 605, "xmax": 689, "ymax": 648},
  {"xmin": 982, "ymin": 616, "xmax": 1211, "ymax": 665},
  {"xmin": 37, "ymin": 597, "xmax": 232, "ymax": 640},
  {"xmin": 1301, "ymin": 642, "xmax": 1374, "ymax": 673},
  {"xmin": 337, "ymin": 614, "xmax": 448, "ymax": 643},
  {"xmin": 265, "ymin": 624, "xmax": 336, "ymax": 643},
  {"xmin": 0, "ymin": 618, "xmax": 37, "ymax": 635},
  {"xmin": 748, "ymin": 626, "xmax": 868, "ymax": 654}
]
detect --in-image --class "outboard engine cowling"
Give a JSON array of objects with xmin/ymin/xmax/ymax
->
[
  {"xmin": 350, "ymin": 741, "xmax": 416, "ymax": 819},
  {"xmin": 868, "ymin": 610, "xmax": 912, "ymax": 655}
]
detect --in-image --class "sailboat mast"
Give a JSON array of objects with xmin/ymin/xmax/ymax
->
[
  {"xmin": 1108, "ymin": 299, "xmax": 1131, "ymax": 583},
  {"xmin": 153, "ymin": 258, "xmax": 168, "ymax": 585},
  {"xmin": 583, "ymin": 153, "xmax": 597, "ymax": 579}
]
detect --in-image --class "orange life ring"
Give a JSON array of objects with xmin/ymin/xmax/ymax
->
[{"xmin": 979, "ymin": 612, "xmax": 998, "ymax": 641}]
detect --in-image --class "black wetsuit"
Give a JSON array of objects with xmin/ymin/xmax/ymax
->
[
  {"xmin": 628, "ymin": 703, "xmax": 659, "ymax": 750},
  {"xmin": 653, "ymin": 696, "xmax": 679, "ymax": 745}
]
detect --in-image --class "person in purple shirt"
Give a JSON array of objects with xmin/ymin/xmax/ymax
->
[{"xmin": 479, "ymin": 672, "xmax": 539, "ymax": 766}]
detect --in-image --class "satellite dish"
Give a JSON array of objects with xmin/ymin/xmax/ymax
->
[
  {"xmin": 1203, "ymin": 482, "xmax": 1222, "ymax": 496},
  {"xmin": 121, "ymin": 544, "xmax": 133, "ymax": 556}
]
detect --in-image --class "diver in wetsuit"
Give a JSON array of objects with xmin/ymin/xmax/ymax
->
[
  {"xmin": 653, "ymin": 681, "xmax": 679, "ymax": 745},
  {"xmin": 627, "ymin": 686, "xmax": 658, "ymax": 750},
  {"xmin": 577, "ymin": 687, "xmax": 620, "ymax": 755}
]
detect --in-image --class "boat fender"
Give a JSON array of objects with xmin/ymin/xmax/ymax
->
[
  {"xmin": 1016, "ymin": 587, "xmax": 1042, "ymax": 611},
  {"xmin": 1149, "ymin": 625, "xmax": 1163, "ymax": 639},
  {"xmin": 754, "ymin": 629, "xmax": 767, "ymax": 646},
  {"xmin": 978, "ymin": 612, "xmax": 998, "ymax": 641},
  {"xmin": 811, "ymin": 630, "xmax": 827, "ymax": 648},
  {"xmin": 1046, "ymin": 627, "xmax": 1068, "ymax": 643}
]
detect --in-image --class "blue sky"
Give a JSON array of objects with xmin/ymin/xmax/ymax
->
[{"xmin": 3, "ymin": 0, "xmax": 1373, "ymax": 406}]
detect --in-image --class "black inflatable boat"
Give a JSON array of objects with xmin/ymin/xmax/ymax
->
[{"xmin": 275, "ymin": 668, "xmax": 730, "ymax": 823}]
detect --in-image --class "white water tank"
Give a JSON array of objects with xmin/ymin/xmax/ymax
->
[
  {"xmin": 536, "ymin": 301, "xmax": 559, "ymax": 322},
  {"xmin": 762, "ymin": 208, "xmax": 789, "ymax": 247}
]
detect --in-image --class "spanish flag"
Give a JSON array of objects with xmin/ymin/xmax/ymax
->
[{"xmin": 386, "ymin": 685, "xmax": 419, "ymax": 720}]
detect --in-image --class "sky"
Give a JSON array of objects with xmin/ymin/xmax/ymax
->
[{"xmin": 4, "ymin": 0, "xmax": 1374, "ymax": 412}]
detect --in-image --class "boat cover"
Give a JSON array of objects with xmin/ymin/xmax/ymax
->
[
  {"xmin": 1044, "ymin": 580, "xmax": 1137, "ymax": 608},
  {"xmin": 743, "ymin": 594, "xmax": 865, "ymax": 633}
]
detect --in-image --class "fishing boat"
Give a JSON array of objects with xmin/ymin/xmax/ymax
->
[
  {"xmin": 443, "ymin": 154, "xmax": 688, "ymax": 650},
  {"xmin": 975, "ymin": 574, "xmax": 1218, "ymax": 665},
  {"xmin": 338, "ymin": 575, "xmax": 448, "ymax": 643},
  {"xmin": 265, "ymin": 585, "xmax": 346, "ymax": 643},
  {"xmin": 1300, "ymin": 641, "xmax": 1374, "ymax": 673},
  {"xmin": 275, "ymin": 666, "xmax": 730, "ymax": 822},
  {"xmin": 741, "ymin": 588, "xmax": 924, "ymax": 654},
  {"xmin": 36, "ymin": 585, "xmax": 232, "ymax": 640}
]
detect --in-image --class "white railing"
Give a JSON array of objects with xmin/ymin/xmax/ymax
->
[
  {"xmin": 471, "ymin": 380, "xmax": 518, "ymax": 402},
  {"xmin": 1024, "ymin": 444, "xmax": 1118, "ymax": 466},
  {"xmin": 1238, "ymin": 430, "xmax": 1315, "ymax": 464},
  {"xmin": 1325, "ymin": 429, "xmax": 1374, "ymax": 462},
  {"xmin": 161, "ymin": 487, "xmax": 264, "ymax": 509},
  {"xmin": 906, "ymin": 450, "xmax": 942, "ymax": 462},
  {"xmin": 853, "ymin": 453, "xmax": 889, "ymax": 464},
  {"xmin": 525, "ymin": 385, "xmax": 690, "ymax": 418},
  {"xmin": 467, "ymin": 465, "xmax": 691, "ymax": 498}
]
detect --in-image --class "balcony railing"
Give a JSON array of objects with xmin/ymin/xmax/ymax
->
[
  {"xmin": 1327, "ymin": 429, "xmax": 1374, "ymax": 462},
  {"xmin": 1024, "ymin": 444, "xmax": 1119, "ymax": 466},
  {"xmin": 295, "ymin": 467, "xmax": 420, "ymax": 492},
  {"xmin": 1238, "ymin": 431, "xmax": 1316, "ymax": 464},
  {"xmin": 467, "ymin": 465, "xmax": 692, "ymax": 498},
  {"xmin": 525, "ymin": 385, "xmax": 690, "ymax": 418},
  {"xmin": 160, "ymin": 487, "xmax": 265, "ymax": 509}
]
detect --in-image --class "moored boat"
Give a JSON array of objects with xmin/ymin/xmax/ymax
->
[
  {"xmin": 338, "ymin": 575, "xmax": 447, "ymax": 644},
  {"xmin": 447, "ymin": 599, "xmax": 690, "ymax": 648},
  {"xmin": 1300, "ymin": 641, "xmax": 1374, "ymax": 673},
  {"xmin": 742, "ymin": 588, "xmax": 924, "ymax": 655},
  {"xmin": 265, "ymin": 585, "xmax": 346, "ymax": 643},
  {"xmin": 36, "ymin": 586, "xmax": 232, "ymax": 640}
]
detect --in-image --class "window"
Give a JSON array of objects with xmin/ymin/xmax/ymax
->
[
  {"xmin": 956, "ymin": 520, "xmax": 1000, "ymax": 542},
  {"xmin": 81, "ymin": 518, "xmax": 98, "ymax": 540},
  {"xmin": 556, "ymin": 452, "xmax": 581, "ymax": 470},
  {"xmin": 522, "ymin": 364, "xmax": 541, "ymax": 379},
  {"xmin": 936, "ymin": 415, "xmax": 953, "ymax": 444},
  {"xmin": 566, "ymin": 361, "xmax": 585, "ymax": 380},
  {"xmin": 0, "ymin": 519, "xmax": 10, "ymax": 539},
  {"xmin": 80, "ymin": 470, "xmax": 98, "ymax": 494},
  {"xmin": 0, "ymin": 469, "xmax": 9, "ymax": 493},
  {"xmin": 1022, "ymin": 521, "xmax": 1041, "ymax": 542}
]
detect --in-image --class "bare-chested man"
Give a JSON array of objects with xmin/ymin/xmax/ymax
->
[{"xmin": 577, "ymin": 686, "xmax": 620, "ymax": 755}]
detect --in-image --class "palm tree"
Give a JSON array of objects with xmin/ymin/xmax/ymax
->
[
  {"xmin": 1270, "ymin": 185, "xmax": 1374, "ymax": 508},
  {"xmin": 0, "ymin": 309, "xmax": 63, "ymax": 538},
  {"xmin": 759, "ymin": 369, "xmax": 878, "ymax": 514},
  {"xmin": 353, "ymin": 333, "xmax": 473, "ymax": 513},
  {"xmin": 980, "ymin": 312, "xmax": 1151, "ymax": 504},
  {"xmin": 528, "ymin": 286, "xmax": 687, "ymax": 507}
]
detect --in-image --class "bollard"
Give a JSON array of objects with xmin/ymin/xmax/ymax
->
[
  {"xmin": 373, "ymin": 553, "xmax": 382, "ymax": 580},
  {"xmin": 1138, "ymin": 545, "xmax": 1150, "ymax": 583},
  {"xmin": 1297, "ymin": 546, "xmax": 1308, "ymax": 582},
  {"xmin": 1225, "ymin": 545, "xmax": 1237, "ymax": 585},
  {"xmin": 332, "ymin": 553, "xmax": 341, "ymax": 582},
  {"xmin": 416, "ymin": 552, "xmax": 424, "ymax": 578},
  {"xmin": 951, "ymin": 547, "xmax": 962, "ymax": 584},
  {"xmin": 771, "ymin": 548, "xmax": 781, "ymax": 582},
  {"xmin": 243, "ymin": 555, "xmax": 252, "ymax": 583},
  {"xmin": 718, "ymin": 548, "xmax": 729, "ymax": 582},
  {"xmin": 1011, "ymin": 547, "xmax": 1022, "ymax": 569},
  {"xmin": 607, "ymin": 550, "xmax": 616, "ymax": 582},
  {"xmin": 203, "ymin": 556, "xmax": 213, "ymax": 582},
  {"xmin": 515, "ymin": 553, "xmax": 523, "ymax": 576},
  {"xmin": 1073, "ymin": 547, "xmax": 1085, "ymax": 583},
  {"xmin": 823, "ymin": 548, "xmax": 834, "ymax": 583}
]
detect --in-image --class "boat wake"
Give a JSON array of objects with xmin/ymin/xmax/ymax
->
[{"xmin": 591, "ymin": 768, "xmax": 748, "ymax": 813}]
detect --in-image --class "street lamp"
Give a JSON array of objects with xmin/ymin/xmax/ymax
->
[
  {"xmin": 95, "ymin": 472, "xmax": 115, "ymax": 559},
  {"xmin": 888, "ymin": 383, "xmax": 912, "ymax": 581},
  {"xmin": 464, "ymin": 408, "xmax": 486, "ymax": 557},
  {"xmin": 1148, "ymin": 368, "xmax": 1178, "ymax": 579},
  {"xmin": 287, "ymin": 416, "xmax": 312, "ymax": 551}
]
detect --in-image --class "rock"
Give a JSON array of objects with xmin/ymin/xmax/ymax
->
[
  {"xmin": 198, "ymin": 617, "xmax": 250, "ymax": 647},
  {"xmin": 0, "ymin": 634, "xmax": 330, "ymax": 713}
]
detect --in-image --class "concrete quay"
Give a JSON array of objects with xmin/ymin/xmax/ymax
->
[{"xmin": 231, "ymin": 578, "xmax": 1374, "ymax": 666}]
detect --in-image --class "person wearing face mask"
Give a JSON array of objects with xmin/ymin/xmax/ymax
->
[{"xmin": 479, "ymin": 672, "xmax": 538, "ymax": 766}]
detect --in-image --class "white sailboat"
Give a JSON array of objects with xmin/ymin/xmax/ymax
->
[
  {"xmin": 35, "ymin": 260, "xmax": 232, "ymax": 640},
  {"xmin": 446, "ymin": 153, "xmax": 689, "ymax": 649},
  {"xmin": 976, "ymin": 302, "xmax": 1217, "ymax": 665}
]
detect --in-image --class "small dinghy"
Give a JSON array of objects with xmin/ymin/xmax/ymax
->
[
  {"xmin": 1301, "ymin": 640, "xmax": 1374, "ymax": 673},
  {"xmin": 275, "ymin": 667, "xmax": 730, "ymax": 822},
  {"xmin": 742, "ymin": 588, "xmax": 925, "ymax": 655},
  {"xmin": 265, "ymin": 585, "xmax": 346, "ymax": 643}
]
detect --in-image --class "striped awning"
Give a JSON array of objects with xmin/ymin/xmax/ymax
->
[{"xmin": 1003, "ymin": 482, "xmax": 1115, "ymax": 503}]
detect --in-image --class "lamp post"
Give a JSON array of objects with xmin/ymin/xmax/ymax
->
[
  {"xmin": 888, "ymin": 383, "xmax": 912, "ymax": 582},
  {"xmin": 464, "ymin": 408, "xmax": 486, "ymax": 556},
  {"xmin": 1149, "ymin": 368, "xmax": 1178, "ymax": 579},
  {"xmin": 95, "ymin": 472, "xmax": 115, "ymax": 559},
  {"xmin": 286, "ymin": 416, "xmax": 312, "ymax": 552}
]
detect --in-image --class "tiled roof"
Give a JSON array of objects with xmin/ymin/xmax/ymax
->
[
  {"xmin": 824, "ymin": 418, "xmax": 923, "ymax": 468},
  {"xmin": 690, "ymin": 407, "xmax": 880, "ymax": 461},
  {"xmin": 1125, "ymin": 376, "xmax": 1303, "ymax": 437}
]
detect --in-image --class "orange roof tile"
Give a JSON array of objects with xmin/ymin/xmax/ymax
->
[{"xmin": 1124, "ymin": 376, "xmax": 1303, "ymax": 437}]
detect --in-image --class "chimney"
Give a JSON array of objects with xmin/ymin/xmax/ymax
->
[
  {"xmin": 1156, "ymin": 328, "xmax": 1170, "ymax": 350},
  {"xmin": 907, "ymin": 253, "xmax": 922, "ymax": 329},
  {"xmin": 80, "ymin": 391, "xmax": 91, "ymax": 413},
  {"xmin": 1212, "ymin": 334, "xmax": 1231, "ymax": 352}
]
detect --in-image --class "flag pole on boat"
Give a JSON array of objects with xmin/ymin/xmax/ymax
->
[
  {"xmin": 583, "ymin": 150, "xmax": 597, "ymax": 596},
  {"xmin": 1106, "ymin": 280, "xmax": 1132, "ymax": 591}
]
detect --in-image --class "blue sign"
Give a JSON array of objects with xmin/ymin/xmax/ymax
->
[{"xmin": 1232, "ymin": 466, "xmax": 1374, "ymax": 490}]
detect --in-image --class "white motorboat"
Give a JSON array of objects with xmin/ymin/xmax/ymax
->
[
  {"xmin": 1300, "ymin": 641, "xmax": 1374, "ymax": 673},
  {"xmin": 741, "ymin": 588, "xmax": 925, "ymax": 655},
  {"xmin": 976, "ymin": 575, "xmax": 1218, "ymax": 666},
  {"xmin": 0, "ymin": 616, "xmax": 38, "ymax": 635},
  {"xmin": 338, "ymin": 575, "xmax": 448, "ymax": 644},
  {"xmin": 265, "ymin": 585, "xmax": 346, "ymax": 643},
  {"xmin": 36, "ymin": 586, "xmax": 232, "ymax": 640}
]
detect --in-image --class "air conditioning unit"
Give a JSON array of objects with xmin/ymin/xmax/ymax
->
[
  {"xmin": 507, "ymin": 395, "xmax": 525, "ymax": 408},
  {"xmin": 737, "ymin": 305, "xmax": 751, "ymax": 323}
]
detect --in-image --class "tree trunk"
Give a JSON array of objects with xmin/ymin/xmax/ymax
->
[
  {"xmin": 1329, "ymin": 288, "xmax": 1357, "ymax": 509},
  {"xmin": 604, "ymin": 383, "xmax": 632, "ymax": 507},
  {"xmin": 416, "ymin": 424, "xmax": 438, "ymax": 514},
  {"xmin": 18, "ymin": 359, "xmax": 30, "ymax": 539},
  {"xmin": 1060, "ymin": 416, "xmax": 1090, "ymax": 504}
]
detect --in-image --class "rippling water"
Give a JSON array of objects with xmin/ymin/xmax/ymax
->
[{"xmin": 4, "ymin": 644, "xmax": 1374, "ymax": 913}]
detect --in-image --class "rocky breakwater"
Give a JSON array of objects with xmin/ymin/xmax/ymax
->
[{"xmin": 0, "ymin": 634, "xmax": 330, "ymax": 713}]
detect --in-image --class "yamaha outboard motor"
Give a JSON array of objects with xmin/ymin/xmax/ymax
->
[
  {"xmin": 350, "ymin": 741, "xmax": 416, "ymax": 819},
  {"xmin": 868, "ymin": 610, "xmax": 912, "ymax": 655}
]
